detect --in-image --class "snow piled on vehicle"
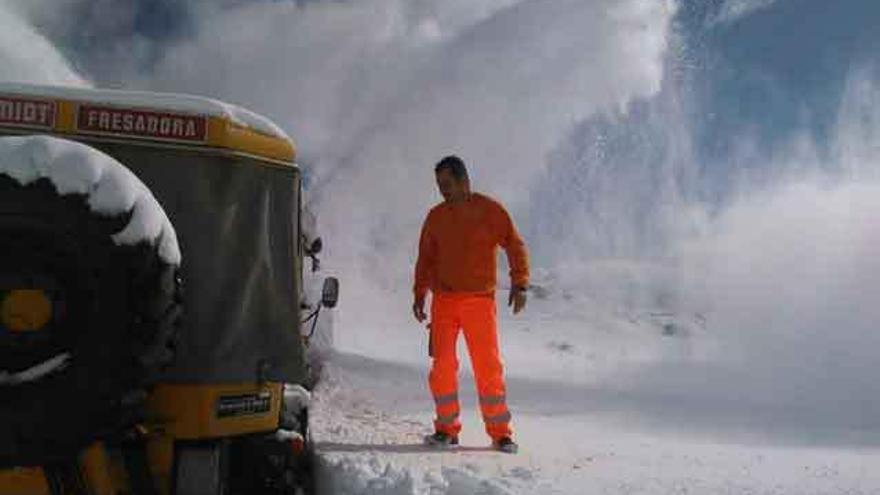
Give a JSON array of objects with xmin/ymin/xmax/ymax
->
[
  {"xmin": 0, "ymin": 82, "xmax": 289, "ymax": 140},
  {"xmin": 0, "ymin": 135, "xmax": 181, "ymax": 265}
]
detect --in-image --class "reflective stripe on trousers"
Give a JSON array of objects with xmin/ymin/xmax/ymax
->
[
  {"xmin": 436, "ymin": 412, "xmax": 460, "ymax": 426},
  {"xmin": 434, "ymin": 393, "xmax": 459, "ymax": 407},
  {"xmin": 484, "ymin": 410, "xmax": 512, "ymax": 425}
]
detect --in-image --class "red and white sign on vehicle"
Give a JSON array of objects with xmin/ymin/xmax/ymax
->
[
  {"xmin": 0, "ymin": 96, "xmax": 56, "ymax": 129},
  {"xmin": 77, "ymin": 105, "xmax": 208, "ymax": 143}
]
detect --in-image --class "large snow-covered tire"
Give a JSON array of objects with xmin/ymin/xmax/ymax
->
[{"xmin": 0, "ymin": 136, "xmax": 182, "ymax": 467}]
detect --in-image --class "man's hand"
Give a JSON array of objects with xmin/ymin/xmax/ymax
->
[
  {"xmin": 413, "ymin": 297, "xmax": 428, "ymax": 322},
  {"xmin": 508, "ymin": 286, "xmax": 527, "ymax": 315}
]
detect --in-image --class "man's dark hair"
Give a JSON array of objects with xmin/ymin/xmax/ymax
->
[{"xmin": 435, "ymin": 155, "xmax": 469, "ymax": 181}]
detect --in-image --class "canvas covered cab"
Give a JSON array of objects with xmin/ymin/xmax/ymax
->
[{"xmin": 0, "ymin": 83, "xmax": 337, "ymax": 494}]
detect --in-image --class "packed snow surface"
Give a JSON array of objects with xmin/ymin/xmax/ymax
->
[
  {"xmin": 309, "ymin": 291, "xmax": 880, "ymax": 495},
  {"xmin": 0, "ymin": 135, "xmax": 180, "ymax": 264}
]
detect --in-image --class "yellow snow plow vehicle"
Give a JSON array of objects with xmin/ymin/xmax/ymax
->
[{"xmin": 0, "ymin": 83, "xmax": 337, "ymax": 494}]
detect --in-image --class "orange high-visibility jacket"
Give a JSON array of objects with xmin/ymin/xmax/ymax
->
[{"xmin": 414, "ymin": 193, "xmax": 529, "ymax": 299}]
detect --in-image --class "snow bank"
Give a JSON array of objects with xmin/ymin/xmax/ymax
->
[
  {"xmin": 0, "ymin": 135, "xmax": 181, "ymax": 265},
  {"xmin": 317, "ymin": 456, "xmax": 520, "ymax": 495}
]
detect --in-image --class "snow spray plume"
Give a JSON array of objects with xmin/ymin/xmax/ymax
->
[
  {"xmin": 606, "ymin": 59, "xmax": 880, "ymax": 437},
  {"xmin": 9, "ymin": 0, "xmax": 880, "ymax": 430},
  {"xmin": 510, "ymin": 1, "xmax": 880, "ymax": 435},
  {"xmin": 0, "ymin": 2, "xmax": 87, "ymax": 86},
  {"xmin": 682, "ymin": 64, "xmax": 880, "ymax": 373},
  {"xmin": 110, "ymin": 0, "xmax": 676, "ymax": 346},
  {"xmin": 3, "ymin": 0, "xmax": 676, "ymax": 356}
]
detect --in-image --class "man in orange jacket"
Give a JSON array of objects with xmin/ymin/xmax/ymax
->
[{"xmin": 413, "ymin": 155, "xmax": 529, "ymax": 454}]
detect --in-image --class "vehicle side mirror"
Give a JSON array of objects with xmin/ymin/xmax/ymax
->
[
  {"xmin": 309, "ymin": 237, "xmax": 323, "ymax": 255},
  {"xmin": 321, "ymin": 277, "xmax": 339, "ymax": 309}
]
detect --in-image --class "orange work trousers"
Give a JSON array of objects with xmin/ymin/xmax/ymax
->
[{"xmin": 429, "ymin": 292, "xmax": 512, "ymax": 441}]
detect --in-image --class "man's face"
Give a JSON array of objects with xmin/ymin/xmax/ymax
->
[{"xmin": 435, "ymin": 168, "xmax": 469, "ymax": 202}]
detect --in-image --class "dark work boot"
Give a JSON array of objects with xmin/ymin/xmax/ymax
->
[
  {"xmin": 493, "ymin": 436, "xmax": 518, "ymax": 454},
  {"xmin": 424, "ymin": 431, "xmax": 459, "ymax": 448}
]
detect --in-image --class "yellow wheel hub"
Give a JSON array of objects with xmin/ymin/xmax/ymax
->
[{"xmin": 1, "ymin": 289, "xmax": 53, "ymax": 332}]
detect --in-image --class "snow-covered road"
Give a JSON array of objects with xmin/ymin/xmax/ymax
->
[{"xmin": 310, "ymin": 351, "xmax": 880, "ymax": 495}]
